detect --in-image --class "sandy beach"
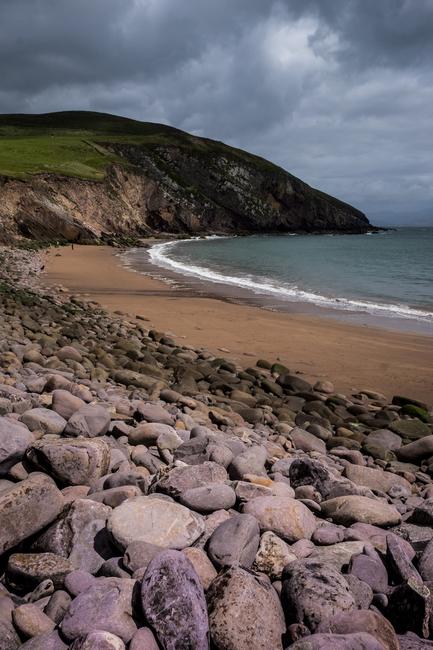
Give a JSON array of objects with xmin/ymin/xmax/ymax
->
[{"xmin": 44, "ymin": 244, "xmax": 433, "ymax": 404}]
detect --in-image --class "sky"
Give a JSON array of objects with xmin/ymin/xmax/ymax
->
[{"xmin": 1, "ymin": 0, "xmax": 432, "ymax": 225}]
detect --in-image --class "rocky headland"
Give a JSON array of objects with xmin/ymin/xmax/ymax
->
[
  {"xmin": 0, "ymin": 245, "xmax": 431, "ymax": 649},
  {"xmin": 0, "ymin": 112, "xmax": 373, "ymax": 244}
]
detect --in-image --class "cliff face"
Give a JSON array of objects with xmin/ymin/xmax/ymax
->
[{"xmin": 0, "ymin": 112, "xmax": 372, "ymax": 242}]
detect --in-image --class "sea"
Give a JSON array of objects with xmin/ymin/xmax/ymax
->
[{"xmin": 123, "ymin": 227, "xmax": 433, "ymax": 333}]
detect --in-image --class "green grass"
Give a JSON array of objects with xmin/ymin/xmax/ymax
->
[
  {"xmin": 0, "ymin": 110, "xmax": 285, "ymax": 181},
  {"xmin": 0, "ymin": 134, "xmax": 122, "ymax": 179}
]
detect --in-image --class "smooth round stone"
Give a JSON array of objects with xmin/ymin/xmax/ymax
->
[
  {"xmin": 243, "ymin": 496, "xmax": 317, "ymax": 542},
  {"xmin": 179, "ymin": 483, "xmax": 236, "ymax": 513},
  {"xmin": 20, "ymin": 631, "xmax": 68, "ymax": 649},
  {"xmin": 61, "ymin": 578, "xmax": 137, "ymax": 643},
  {"xmin": 13, "ymin": 603, "xmax": 55, "ymax": 638},
  {"xmin": 141, "ymin": 550, "xmax": 209, "ymax": 650},
  {"xmin": 321, "ymin": 496, "xmax": 401, "ymax": 527},
  {"xmin": 108, "ymin": 496, "xmax": 204, "ymax": 551}
]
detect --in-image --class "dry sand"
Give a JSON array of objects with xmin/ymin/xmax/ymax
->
[{"xmin": 43, "ymin": 245, "xmax": 433, "ymax": 404}]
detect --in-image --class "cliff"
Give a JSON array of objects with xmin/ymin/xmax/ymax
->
[{"xmin": 0, "ymin": 111, "xmax": 372, "ymax": 242}]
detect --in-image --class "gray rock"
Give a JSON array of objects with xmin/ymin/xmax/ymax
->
[
  {"xmin": 207, "ymin": 566, "xmax": 285, "ymax": 650},
  {"xmin": 344, "ymin": 574, "xmax": 373, "ymax": 609},
  {"xmin": 228, "ymin": 446, "xmax": 267, "ymax": 480},
  {"xmin": 135, "ymin": 403, "xmax": 174, "ymax": 425},
  {"xmin": 141, "ymin": 549, "xmax": 209, "ymax": 649},
  {"xmin": 180, "ymin": 484, "xmax": 236, "ymax": 513},
  {"xmin": 290, "ymin": 427, "xmax": 327, "ymax": 454},
  {"xmin": 64, "ymin": 570, "xmax": 96, "ymax": 597},
  {"xmin": 33, "ymin": 499, "xmax": 112, "ymax": 574},
  {"xmin": 64, "ymin": 404, "xmax": 111, "ymax": 438},
  {"xmin": 281, "ymin": 560, "xmax": 356, "ymax": 632},
  {"xmin": 44, "ymin": 590, "xmax": 72, "ymax": 625},
  {"xmin": 349, "ymin": 553, "xmax": 388, "ymax": 593},
  {"xmin": 366, "ymin": 429, "xmax": 402, "ymax": 450},
  {"xmin": 320, "ymin": 495, "xmax": 401, "ymax": 527},
  {"xmin": 309, "ymin": 542, "xmax": 365, "ymax": 571},
  {"xmin": 26, "ymin": 438, "xmax": 110, "ymax": 486},
  {"xmin": 397, "ymin": 436, "xmax": 433, "ymax": 462},
  {"xmin": 243, "ymin": 496, "xmax": 317, "ymax": 542},
  {"xmin": 207, "ymin": 513, "xmax": 260, "ymax": 569},
  {"xmin": 51, "ymin": 390, "xmax": 85, "ymax": 420},
  {"xmin": 108, "ymin": 496, "xmax": 204, "ymax": 551},
  {"xmin": 0, "ymin": 474, "xmax": 64, "ymax": 555},
  {"xmin": 20, "ymin": 408, "xmax": 67, "ymax": 435},
  {"xmin": 61, "ymin": 577, "xmax": 137, "ymax": 643},
  {"xmin": 123, "ymin": 541, "xmax": 163, "ymax": 573},
  {"xmin": 0, "ymin": 417, "xmax": 33, "ymax": 476},
  {"xmin": 155, "ymin": 462, "xmax": 227, "ymax": 498}
]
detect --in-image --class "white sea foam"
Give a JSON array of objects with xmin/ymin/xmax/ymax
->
[{"xmin": 142, "ymin": 238, "xmax": 433, "ymax": 324}]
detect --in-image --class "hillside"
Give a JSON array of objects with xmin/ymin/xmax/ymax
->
[{"xmin": 0, "ymin": 111, "xmax": 373, "ymax": 242}]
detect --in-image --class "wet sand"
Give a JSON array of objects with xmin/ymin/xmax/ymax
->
[{"xmin": 43, "ymin": 245, "xmax": 433, "ymax": 404}]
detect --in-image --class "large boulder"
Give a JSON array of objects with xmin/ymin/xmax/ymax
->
[
  {"xmin": 320, "ymin": 496, "xmax": 401, "ymax": 527},
  {"xmin": 0, "ymin": 474, "xmax": 64, "ymax": 555},
  {"xmin": 243, "ymin": 496, "xmax": 316, "ymax": 542},
  {"xmin": 281, "ymin": 560, "xmax": 356, "ymax": 632},
  {"xmin": 207, "ymin": 566, "xmax": 285, "ymax": 650},
  {"xmin": 141, "ymin": 550, "xmax": 209, "ymax": 649},
  {"xmin": 108, "ymin": 496, "xmax": 204, "ymax": 551},
  {"xmin": 26, "ymin": 438, "xmax": 110, "ymax": 486}
]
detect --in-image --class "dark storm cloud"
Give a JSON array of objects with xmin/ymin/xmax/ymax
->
[{"xmin": 1, "ymin": 0, "xmax": 432, "ymax": 223}]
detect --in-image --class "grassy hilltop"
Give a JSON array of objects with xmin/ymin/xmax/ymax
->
[
  {"xmin": 0, "ymin": 111, "xmax": 276, "ymax": 181},
  {"xmin": 0, "ymin": 111, "xmax": 371, "ymax": 242}
]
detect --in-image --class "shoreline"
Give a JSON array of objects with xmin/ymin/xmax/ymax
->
[{"xmin": 43, "ymin": 244, "xmax": 433, "ymax": 404}]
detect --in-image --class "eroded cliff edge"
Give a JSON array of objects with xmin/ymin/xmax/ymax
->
[{"xmin": 0, "ymin": 112, "xmax": 372, "ymax": 242}]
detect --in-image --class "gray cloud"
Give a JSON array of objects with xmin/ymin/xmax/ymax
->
[{"xmin": 1, "ymin": 0, "xmax": 432, "ymax": 224}]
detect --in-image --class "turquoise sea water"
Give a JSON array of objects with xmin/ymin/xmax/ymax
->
[{"xmin": 137, "ymin": 227, "xmax": 433, "ymax": 327}]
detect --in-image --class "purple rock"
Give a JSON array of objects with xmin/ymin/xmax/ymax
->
[
  {"xmin": 141, "ymin": 549, "xmax": 209, "ymax": 649},
  {"xmin": 61, "ymin": 577, "xmax": 137, "ymax": 643}
]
